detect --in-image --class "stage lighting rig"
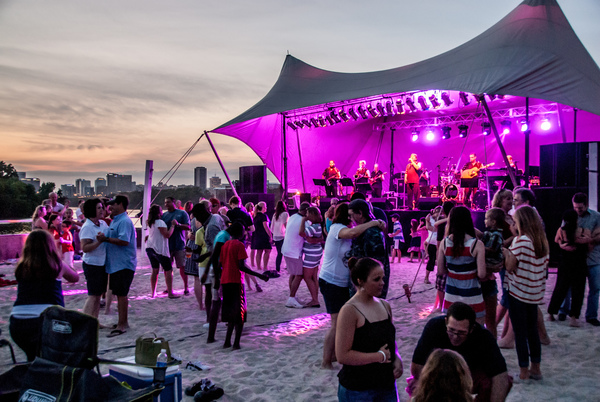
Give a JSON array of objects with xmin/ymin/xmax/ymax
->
[{"xmin": 458, "ymin": 124, "xmax": 468, "ymax": 137}]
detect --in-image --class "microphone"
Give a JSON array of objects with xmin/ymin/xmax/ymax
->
[{"xmin": 403, "ymin": 284, "xmax": 412, "ymax": 303}]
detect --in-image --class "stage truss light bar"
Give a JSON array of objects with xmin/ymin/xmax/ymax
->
[
  {"xmin": 358, "ymin": 105, "xmax": 369, "ymax": 119},
  {"xmin": 429, "ymin": 94, "xmax": 440, "ymax": 109},
  {"xmin": 405, "ymin": 97, "xmax": 417, "ymax": 112},
  {"xmin": 482, "ymin": 122, "xmax": 491, "ymax": 136},
  {"xmin": 367, "ymin": 104, "xmax": 379, "ymax": 118},
  {"xmin": 385, "ymin": 101, "xmax": 395, "ymax": 116},
  {"xmin": 458, "ymin": 124, "xmax": 468, "ymax": 138},
  {"xmin": 395, "ymin": 99, "xmax": 405, "ymax": 114},
  {"xmin": 338, "ymin": 109, "xmax": 349, "ymax": 122},
  {"xmin": 418, "ymin": 96, "xmax": 430, "ymax": 111},
  {"xmin": 459, "ymin": 92, "xmax": 470, "ymax": 106},
  {"xmin": 348, "ymin": 107, "xmax": 359, "ymax": 121},
  {"xmin": 441, "ymin": 126, "xmax": 451, "ymax": 139},
  {"xmin": 441, "ymin": 92, "xmax": 453, "ymax": 107}
]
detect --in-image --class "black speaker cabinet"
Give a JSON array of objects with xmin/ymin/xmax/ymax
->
[
  {"xmin": 540, "ymin": 143, "xmax": 590, "ymax": 188},
  {"xmin": 239, "ymin": 165, "xmax": 267, "ymax": 194},
  {"xmin": 417, "ymin": 197, "xmax": 442, "ymax": 211}
]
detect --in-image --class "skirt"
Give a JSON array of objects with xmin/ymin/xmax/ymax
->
[{"xmin": 407, "ymin": 236, "xmax": 421, "ymax": 253}]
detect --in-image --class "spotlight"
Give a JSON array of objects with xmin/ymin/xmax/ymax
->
[
  {"xmin": 338, "ymin": 109, "xmax": 349, "ymax": 122},
  {"xmin": 441, "ymin": 92, "xmax": 453, "ymax": 107},
  {"xmin": 302, "ymin": 119, "xmax": 311, "ymax": 128},
  {"xmin": 405, "ymin": 97, "xmax": 417, "ymax": 112},
  {"xmin": 326, "ymin": 115, "xmax": 335, "ymax": 126},
  {"xmin": 426, "ymin": 130, "xmax": 435, "ymax": 141},
  {"xmin": 367, "ymin": 104, "xmax": 379, "ymax": 118},
  {"xmin": 441, "ymin": 126, "xmax": 451, "ymax": 139},
  {"xmin": 500, "ymin": 120, "xmax": 511, "ymax": 134},
  {"xmin": 395, "ymin": 99, "xmax": 405, "ymax": 114},
  {"xmin": 458, "ymin": 124, "xmax": 468, "ymax": 138},
  {"xmin": 411, "ymin": 130, "xmax": 419, "ymax": 142},
  {"xmin": 358, "ymin": 105, "xmax": 369, "ymax": 119},
  {"xmin": 459, "ymin": 92, "xmax": 470, "ymax": 106},
  {"xmin": 318, "ymin": 115, "xmax": 326, "ymax": 127},
  {"xmin": 540, "ymin": 118, "xmax": 551, "ymax": 131},
  {"xmin": 520, "ymin": 121, "xmax": 528, "ymax": 132},
  {"xmin": 376, "ymin": 102, "xmax": 386, "ymax": 117},
  {"xmin": 287, "ymin": 122, "xmax": 297, "ymax": 130},
  {"xmin": 294, "ymin": 120, "xmax": 304, "ymax": 128},
  {"xmin": 385, "ymin": 101, "xmax": 395, "ymax": 116},
  {"xmin": 348, "ymin": 107, "xmax": 359, "ymax": 121},
  {"xmin": 330, "ymin": 110, "xmax": 341, "ymax": 123},
  {"xmin": 311, "ymin": 117, "xmax": 320, "ymax": 127},
  {"xmin": 418, "ymin": 95, "xmax": 430, "ymax": 111},
  {"xmin": 429, "ymin": 94, "xmax": 440, "ymax": 109},
  {"xmin": 482, "ymin": 122, "xmax": 491, "ymax": 136}
]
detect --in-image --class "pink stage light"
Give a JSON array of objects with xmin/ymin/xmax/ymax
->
[
  {"xmin": 441, "ymin": 126, "xmax": 451, "ymax": 139},
  {"xmin": 358, "ymin": 105, "xmax": 368, "ymax": 119},
  {"xmin": 429, "ymin": 94, "xmax": 440, "ymax": 109},
  {"xmin": 396, "ymin": 99, "xmax": 405, "ymax": 114},
  {"xmin": 367, "ymin": 104, "xmax": 378, "ymax": 118},
  {"xmin": 482, "ymin": 122, "xmax": 491, "ymax": 136},
  {"xmin": 500, "ymin": 120, "xmax": 511, "ymax": 134},
  {"xmin": 540, "ymin": 119, "xmax": 551, "ymax": 131},
  {"xmin": 441, "ymin": 92, "xmax": 453, "ymax": 107},
  {"xmin": 426, "ymin": 130, "xmax": 435, "ymax": 141},
  {"xmin": 520, "ymin": 121, "xmax": 528, "ymax": 132},
  {"xmin": 338, "ymin": 109, "xmax": 349, "ymax": 122},
  {"xmin": 405, "ymin": 97, "xmax": 417, "ymax": 112},
  {"xmin": 411, "ymin": 130, "xmax": 419, "ymax": 142},
  {"xmin": 385, "ymin": 101, "xmax": 395, "ymax": 116},
  {"xmin": 418, "ymin": 95, "xmax": 430, "ymax": 111},
  {"xmin": 348, "ymin": 107, "xmax": 359, "ymax": 121},
  {"xmin": 376, "ymin": 102, "xmax": 386, "ymax": 116}
]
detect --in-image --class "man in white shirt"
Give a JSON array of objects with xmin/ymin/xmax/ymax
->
[{"xmin": 281, "ymin": 202, "xmax": 310, "ymax": 308}]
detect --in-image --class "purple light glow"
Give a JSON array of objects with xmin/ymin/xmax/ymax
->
[
  {"xmin": 540, "ymin": 119, "xmax": 551, "ymax": 131},
  {"xmin": 426, "ymin": 130, "xmax": 435, "ymax": 141},
  {"xmin": 520, "ymin": 122, "xmax": 528, "ymax": 132},
  {"xmin": 62, "ymin": 289, "xmax": 89, "ymax": 296}
]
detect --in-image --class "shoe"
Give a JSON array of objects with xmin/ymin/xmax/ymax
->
[
  {"xmin": 285, "ymin": 297, "xmax": 304, "ymax": 309},
  {"xmin": 194, "ymin": 387, "xmax": 224, "ymax": 402},
  {"xmin": 256, "ymin": 284, "xmax": 263, "ymax": 293},
  {"xmin": 586, "ymin": 318, "xmax": 600, "ymax": 327},
  {"xmin": 558, "ymin": 313, "xmax": 567, "ymax": 321},
  {"xmin": 184, "ymin": 289, "xmax": 190, "ymax": 295},
  {"xmin": 569, "ymin": 317, "xmax": 581, "ymax": 327},
  {"xmin": 185, "ymin": 378, "xmax": 215, "ymax": 396},
  {"xmin": 203, "ymin": 322, "xmax": 210, "ymax": 329}
]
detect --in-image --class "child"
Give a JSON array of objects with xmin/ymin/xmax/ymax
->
[
  {"xmin": 480, "ymin": 207, "xmax": 505, "ymax": 338},
  {"xmin": 417, "ymin": 217, "xmax": 429, "ymax": 261},
  {"xmin": 220, "ymin": 223, "xmax": 269, "ymax": 349},
  {"xmin": 388, "ymin": 214, "xmax": 404, "ymax": 263},
  {"xmin": 407, "ymin": 219, "xmax": 421, "ymax": 262},
  {"xmin": 59, "ymin": 220, "xmax": 75, "ymax": 269},
  {"xmin": 299, "ymin": 207, "xmax": 323, "ymax": 307},
  {"xmin": 423, "ymin": 206, "xmax": 442, "ymax": 284}
]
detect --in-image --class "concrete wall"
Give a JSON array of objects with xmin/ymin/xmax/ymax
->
[{"xmin": 0, "ymin": 234, "xmax": 27, "ymax": 261}]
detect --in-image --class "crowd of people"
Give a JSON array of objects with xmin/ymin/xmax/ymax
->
[{"xmin": 10, "ymin": 184, "xmax": 600, "ymax": 401}]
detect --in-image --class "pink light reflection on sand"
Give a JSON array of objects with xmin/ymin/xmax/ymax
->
[
  {"xmin": 255, "ymin": 312, "xmax": 331, "ymax": 341},
  {"xmin": 62, "ymin": 289, "xmax": 88, "ymax": 296}
]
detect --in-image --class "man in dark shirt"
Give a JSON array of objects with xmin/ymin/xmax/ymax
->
[
  {"xmin": 226, "ymin": 196, "xmax": 254, "ymax": 233},
  {"xmin": 409, "ymin": 302, "xmax": 511, "ymax": 402},
  {"xmin": 322, "ymin": 160, "xmax": 341, "ymax": 197}
]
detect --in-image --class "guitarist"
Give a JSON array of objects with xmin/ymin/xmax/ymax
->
[
  {"xmin": 322, "ymin": 160, "xmax": 341, "ymax": 197},
  {"xmin": 405, "ymin": 153, "xmax": 422, "ymax": 209},
  {"xmin": 461, "ymin": 153, "xmax": 483, "ymax": 208},
  {"xmin": 369, "ymin": 163, "xmax": 385, "ymax": 197}
]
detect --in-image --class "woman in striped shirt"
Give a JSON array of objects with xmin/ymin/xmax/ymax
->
[{"xmin": 505, "ymin": 205, "xmax": 549, "ymax": 381}]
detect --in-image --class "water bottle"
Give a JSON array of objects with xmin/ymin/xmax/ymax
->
[{"xmin": 156, "ymin": 349, "xmax": 168, "ymax": 367}]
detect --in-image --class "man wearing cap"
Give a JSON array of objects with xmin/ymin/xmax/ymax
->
[
  {"xmin": 282, "ymin": 202, "xmax": 310, "ymax": 308},
  {"xmin": 98, "ymin": 195, "xmax": 137, "ymax": 337}
]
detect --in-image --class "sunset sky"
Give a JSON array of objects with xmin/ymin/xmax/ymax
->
[{"xmin": 1, "ymin": 0, "xmax": 598, "ymax": 187}]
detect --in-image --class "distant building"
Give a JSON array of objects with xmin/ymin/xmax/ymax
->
[
  {"xmin": 21, "ymin": 177, "xmax": 41, "ymax": 192},
  {"xmin": 75, "ymin": 178, "xmax": 91, "ymax": 195},
  {"xmin": 209, "ymin": 175, "xmax": 221, "ymax": 189},
  {"xmin": 194, "ymin": 167, "xmax": 207, "ymax": 189},
  {"xmin": 106, "ymin": 173, "xmax": 133, "ymax": 194},
  {"xmin": 17, "ymin": 172, "xmax": 26, "ymax": 180},
  {"xmin": 61, "ymin": 184, "xmax": 76, "ymax": 198},
  {"xmin": 95, "ymin": 178, "xmax": 107, "ymax": 195}
]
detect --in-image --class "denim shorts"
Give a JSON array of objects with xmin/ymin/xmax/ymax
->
[{"xmin": 338, "ymin": 383, "xmax": 398, "ymax": 402}]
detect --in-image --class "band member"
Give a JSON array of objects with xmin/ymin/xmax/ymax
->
[
  {"xmin": 354, "ymin": 160, "xmax": 370, "ymax": 181},
  {"xmin": 507, "ymin": 155, "xmax": 518, "ymax": 170},
  {"xmin": 405, "ymin": 153, "xmax": 422, "ymax": 209},
  {"xmin": 322, "ymin": 160, "xmax": 341, "ymax": 197},
  {"xmin": 369, "ymin": 163, "xmax": 385, "ymax": 197},
  {"xmin": 460, "ymin": 153, "xmax": 483, "ymax": 208}
]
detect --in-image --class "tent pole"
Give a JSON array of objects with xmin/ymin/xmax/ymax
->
[
  {"xmin": 389, "ymin": 128, "xmax": 395, "ymax": 192},
  {"xmin": 295, "ymin": 126, "xmax": 306, "ymax": 193},
  {"xmin": 574, "ymin": 108, "xmax": 578, "ymax": 142},
  {"xmin": 524, "ymin": 97, "xmax": 530, "ymax": 184},
  {"xmin": 204, "ymin": 131, "xmax": 239, "ymax": 199},
  {"xmin": 282, "ymin": 115, "xmax": 288, "ymax": 203},
  {"xmin": 480, "ymin": 96, "xmax": 517, "ymax": 188}
]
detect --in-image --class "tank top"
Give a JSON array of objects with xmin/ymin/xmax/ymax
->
[
  {"xmin": 14, "ymin": 279, "xmax": 64, "ymax": 307},
  {"xmin": 338, "ymin": 304, "xmax": 396, "ymax": 391}
]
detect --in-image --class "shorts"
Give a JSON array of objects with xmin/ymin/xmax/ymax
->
[
  {"xmin": 284, "ymin": 256, "xmax": 303, "ymax": 276},
  {"xmin": 170, "ymin": 249, "xmax": 186, "ymax": 268},
  {"xmin": 319, "ymin": 278, "xmax": 350, "ymax": 314},
  {"xmin": 109, "ymin": 269, "xmax": 135, "ymax": 297},
  {"xmin": 393, "ymin": 239, "xmax": 404, "ymax": 250},
  {"xmin": 435, "ymin": 274, "xmax": 447, "ymax": 292},
  {"xmin": 82, "ymin": 262, "xmax": 108, "ymax": 296},
  {"xmin": 480, "ymin": 278, "xmax": 498, "ymax": 298},
  {"xmin": 146, "ymin": 248, "xmax": 173, "ymax": 271}
]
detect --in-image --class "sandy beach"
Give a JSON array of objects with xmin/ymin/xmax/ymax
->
[{"xmin": 1, "ymin": 250, "xmax": 599, "ymax": 401}]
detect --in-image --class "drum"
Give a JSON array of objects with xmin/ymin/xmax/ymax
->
[
  {"xmin": 443, "ymin": 184, "xmax": 459, "ymax": 200},
  {"xmin": 473, "ymin": 190, "xmax": 488, "ymax": 210}
]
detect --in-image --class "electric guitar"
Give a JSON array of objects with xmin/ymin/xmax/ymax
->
[
  {"xmin": 460, "ymin": 163, "xmax": 495, "ymax": 179},
  {"xmin": 369, "ymin": 172, "xmax": 387, "ymax": 184}
]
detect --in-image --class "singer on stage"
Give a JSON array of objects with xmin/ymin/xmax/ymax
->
[
  {"xmin": 322, "ymin": 160, "xmax": 341, "ymax": 197},
  {"xmin": 405, "ymin": 154, "xmax": 422, "ymax": 210}
]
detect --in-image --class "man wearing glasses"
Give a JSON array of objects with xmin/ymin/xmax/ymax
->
[{"xmin": 408, "ymin": 302, "xmax": 511, "ymax": 402}]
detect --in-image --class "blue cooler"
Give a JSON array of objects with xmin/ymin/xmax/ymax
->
[{"xmin": 109, "ymin": 356, "xmax": 182, "ymax": 402}]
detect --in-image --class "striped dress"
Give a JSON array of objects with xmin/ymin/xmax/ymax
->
[
  {"xmin": 442, "ymin": 236, "xmax": 485, "ymax": 318},
  {"xmin": 507, "ymin": 235, "xmax": 548, "ymax": 304},
  {"xmin": 303, "ymin": 222, "xmax": 323, "ymax": 269}
]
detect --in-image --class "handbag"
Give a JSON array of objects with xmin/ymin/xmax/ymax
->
[{"xmin": 135, "ymin": 333, "xmax": 171, "ymax": 366}]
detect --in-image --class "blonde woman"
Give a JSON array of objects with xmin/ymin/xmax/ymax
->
[{"xmin": 31, "ymin": 205, "xmax": 48, "ymax": 230}]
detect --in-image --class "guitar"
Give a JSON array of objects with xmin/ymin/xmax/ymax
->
[
  {"xmin": 369, "ymin": 172, "xmax": 387, "ymax": 184},
  {"xmin": 461, "ymin": 163, "xmax": 495, "ymax": 179}
]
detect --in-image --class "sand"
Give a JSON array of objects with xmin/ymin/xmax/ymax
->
[{"xmin": 1, "ymin": 251, "xmax": 600, "ymax": 401}]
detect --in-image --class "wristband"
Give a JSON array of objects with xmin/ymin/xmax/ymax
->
[{"xmin": 378, "ymin": 350, "xmax": 387, "ymax": 363}]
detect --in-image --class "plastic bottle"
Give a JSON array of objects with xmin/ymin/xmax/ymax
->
[{"xmin": 156, "ymin": 349, "xmax": 168, "ymax": 367}]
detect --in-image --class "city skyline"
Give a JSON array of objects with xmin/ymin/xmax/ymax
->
[{"xmin": 1, "ymin": 1, "xmax": 598, "ymax": 187}]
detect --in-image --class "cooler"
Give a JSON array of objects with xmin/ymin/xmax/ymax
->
[{"xmin": 108, "ymin": 356, "xmax": 182, "ymax": 402}]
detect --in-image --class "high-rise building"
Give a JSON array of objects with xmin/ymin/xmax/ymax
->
[
  {"xmin": 95, "ymin": 178, "xmax": 107, "ymax": 195},
  {"xmin": 194, "ymin": 167, "xmax": 207, "ymax": 189},
  {"xmin": 106, "ymin": 173, "xmax": 133, "ymax": 194},
  {"xmin": 61, "ymin": 184, "xmax": 76, "ymax": 198},
  {"xmin": 75, "ymin": 178, "xmax": 91, "ymax": 195},
  {"xmin": 209, "ymin": 175, "xmax": 221, "ymax": 189},
  {"xmin": 21, "ymin": 177, "xmax": 40, "ymax": 192}
]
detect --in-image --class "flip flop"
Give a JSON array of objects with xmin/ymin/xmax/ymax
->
[
  {"xmin": 168, "ymin": 294, "xmax": 181, "ymax": 299},
  {"xmin": 306, "ymin": 303, "xmax": 321, "ymax": 308},
  {"xmin": 107, "ymin": 329, "xmax": 127, "ymax": 338}
]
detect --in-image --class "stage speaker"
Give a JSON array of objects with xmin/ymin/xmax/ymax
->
[
  {"xmin": 540, "ymin": 143, "xmax": 590, "ymax": 188},
  {"xmin": 417, "ymin": 197, "xmax": 441, "ymax": 211},
  {"xmin": 239, "ymin": 165, "xmax": 267, "ymax": 194},
  {"xmin": 239, "ymin": 193, "xmax": 275, "ymax": 215},
  {"xmin": 299, "ymin": 193, "xmax": 311, "ymax": 204},
  {"xmin": 370, "ymin": 198, "xmax": 392, "ymax": 211}
]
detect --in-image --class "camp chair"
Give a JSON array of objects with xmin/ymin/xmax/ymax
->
[{"xmin": 0, "ymin": 306, "xmax": 179, "ymax": 401}]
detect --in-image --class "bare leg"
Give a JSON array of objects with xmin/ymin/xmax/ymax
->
[
  {"xmin": 193, "ymin": 276, "xmax": 204, "ymax": 310},
  {"xmin": 262, "ymin": 249, "xmax": 271, "ymax": 271},
  {"xmin": 496, "ymin": 305, "xmax": 508, "ymax": 334},
  {"xmin": 484, "ymin": 295, "xmax": 498, "ymax": 338},
  {"xmin": 232, "ymin": 322, "xmax": 243, "ymax": 350},
  {"xmin": 105, "ymin": 279, "xmax": 114, "ymax": 315},
  {"xmin": 83, "ymin": 295, "xmax": 101, "ymax": 318},
  {"xmin": 224, "ymin": 322, "xmax": 234, "ymax": 348},
  {"xmin": 204, "ymin": 284, "xmax": 212, "ymax": 321},
  {"xmin": 498, "ymin": 319, "xmax": 515, "ymax": 348},
  {"xmin": 207, "ymin": 297, "xmax": 220, "ymax": 343},
  {"xmin": 179, "ymin": 267, "xmax": 189, "ymax": 293},
  {"xmin": 256, "ymin": 249, "xmax": 264, "ymax": 271},
  {"xmin": 116, "ymin": 295, "xmax": 129, "ymax": 331},
  {"xmin": 245, "ymin": 273, "xmax": 253, "ymax": 290},
  {"xmin": 303, "ymin": 267, "xmax": 319, "ymax": 305},
  {"xmin": 165, "ymin": 269, "xmax": 177, "ymax": 298},
  {"xmin": 150, "ymin": 269, "xmax": 159, "ymax": 298},
  {"xmin": 250, "ymin": 249, "xmax": 256, "ymax": 267},
  {"xmin": 290, "ymin": 275, "xmax": 303, "ymax": 298},
  {"xmin": 321, "ymin": 313, "xmax": 338, "ymax": 369}
]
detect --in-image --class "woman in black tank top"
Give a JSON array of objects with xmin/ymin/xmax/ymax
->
[{"xmin": 335, "ymin": 257, "xmax": 403, "ymax": 401}]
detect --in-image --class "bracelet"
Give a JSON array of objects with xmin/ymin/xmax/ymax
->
[{"xmin": 377, "ymin": 350, "xmax": 387, "ymax": 363}]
